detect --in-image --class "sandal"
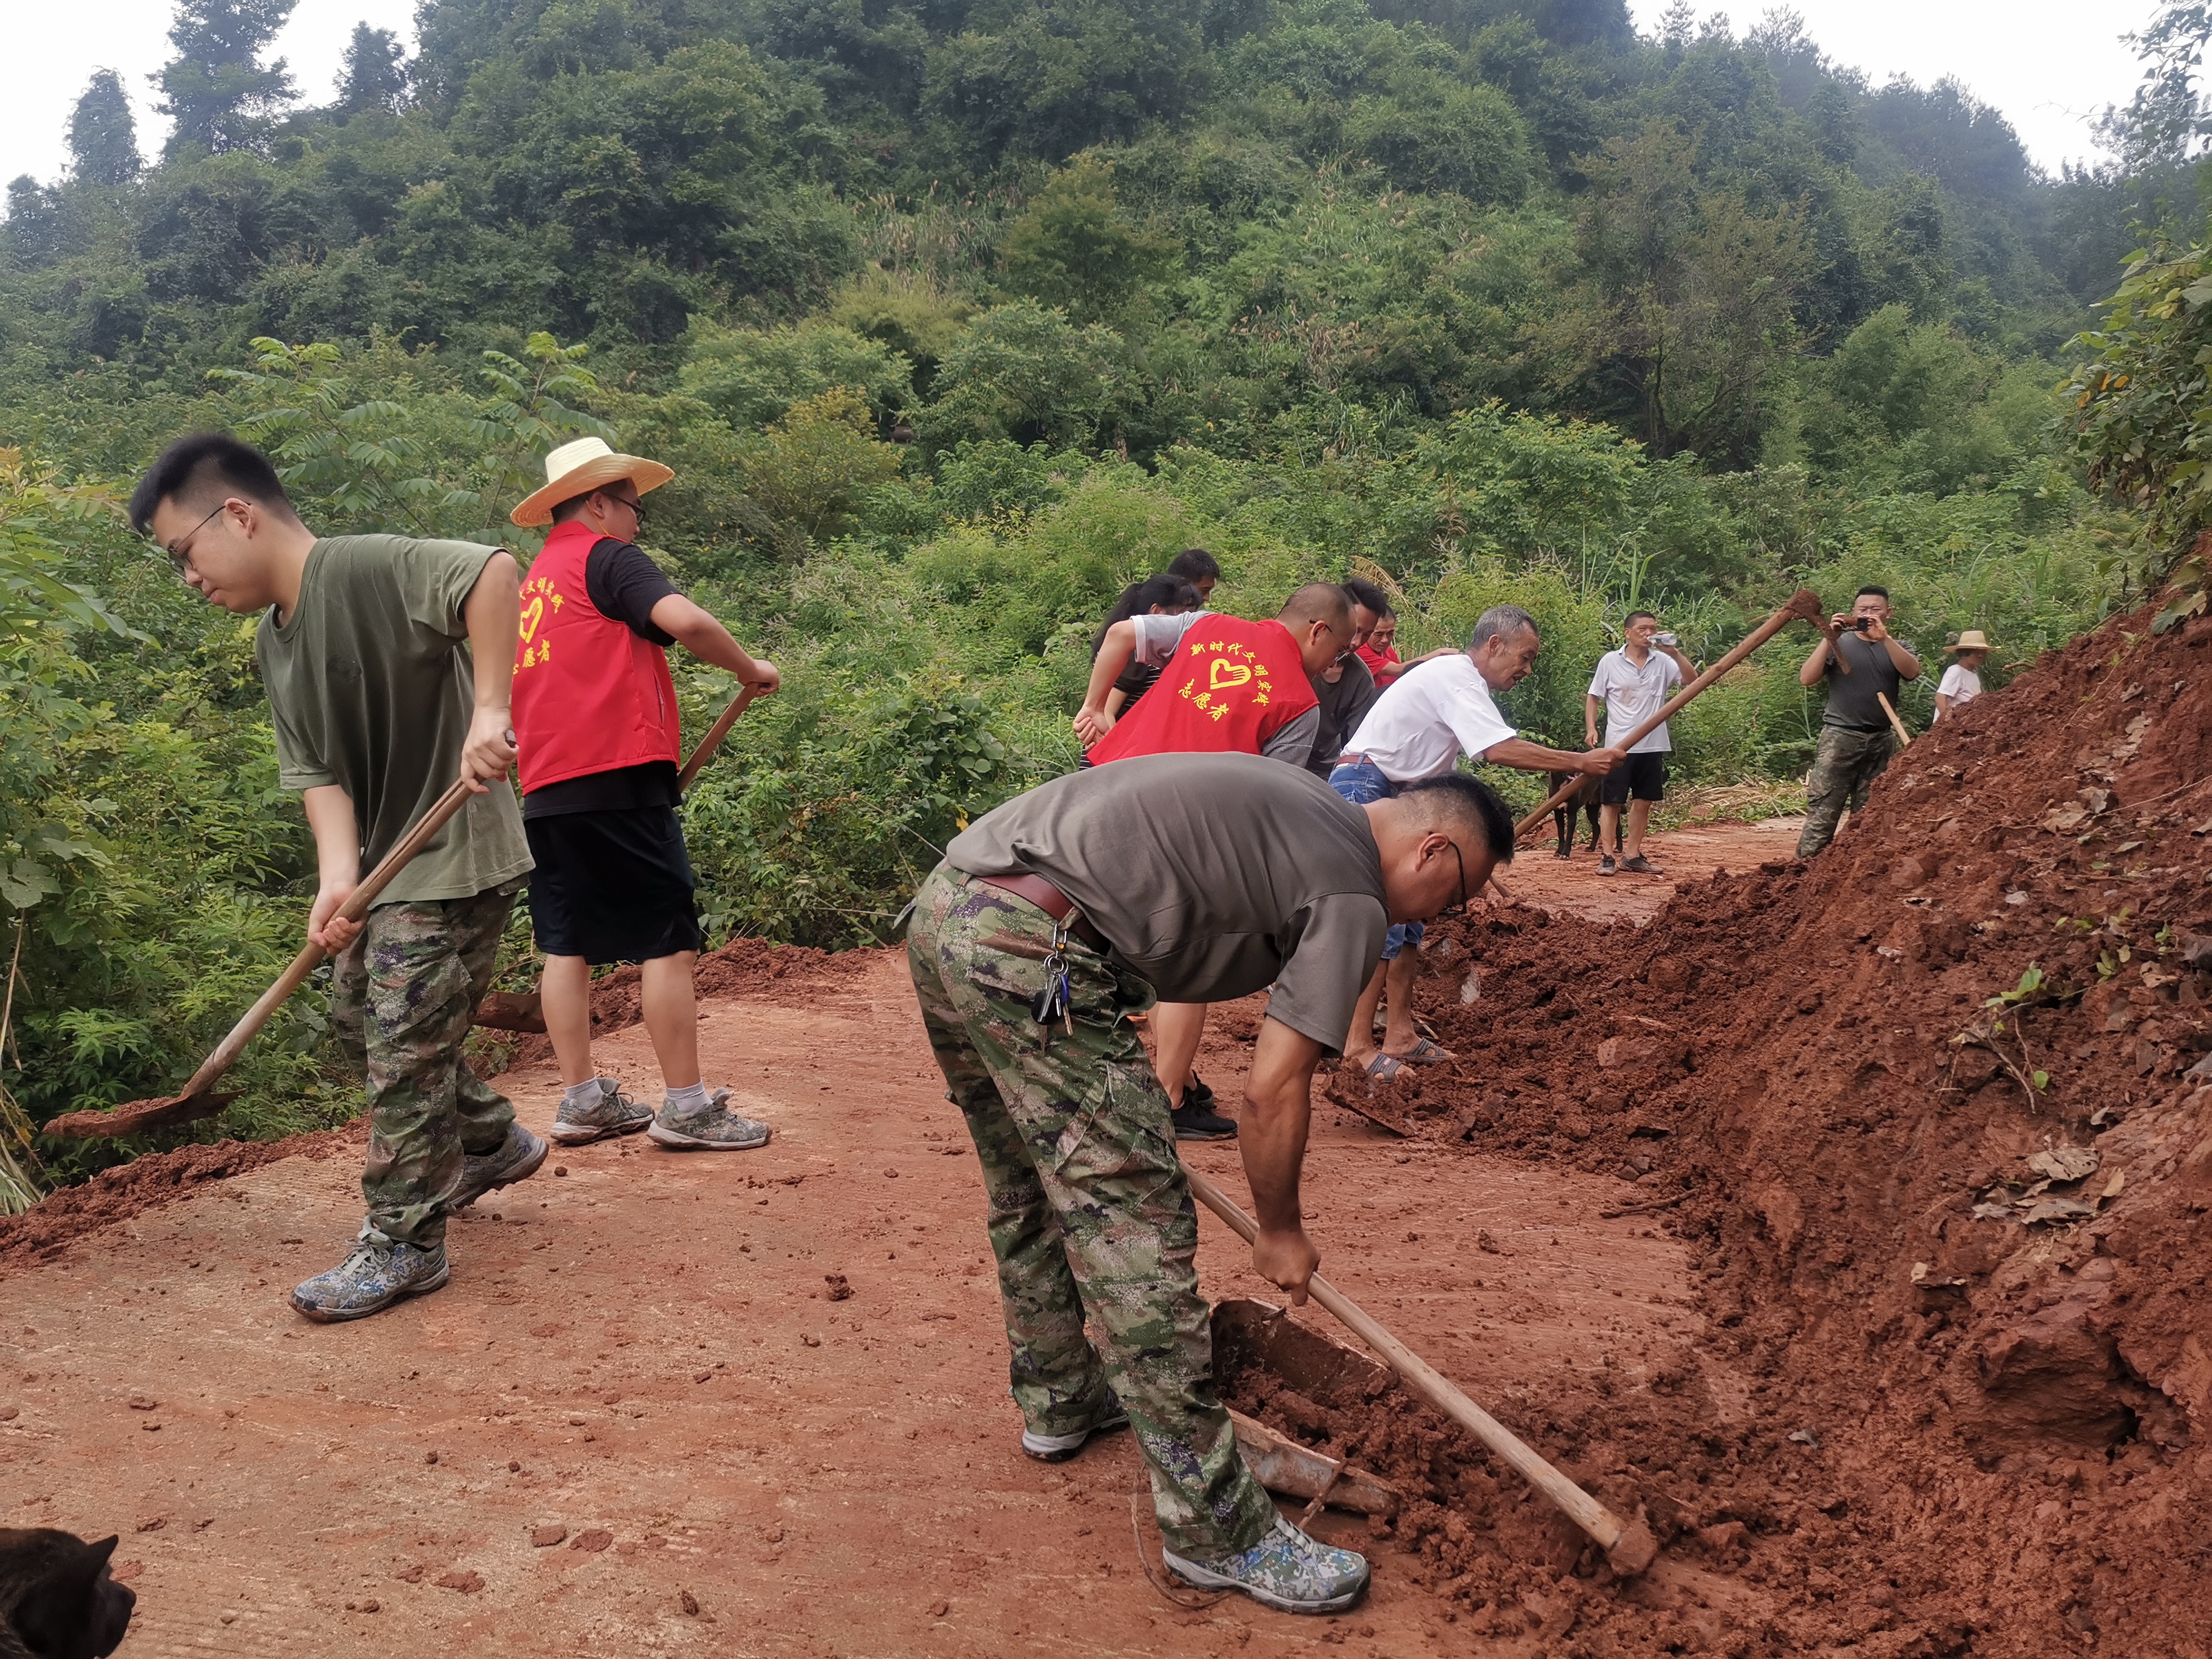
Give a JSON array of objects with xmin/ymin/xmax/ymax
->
[
  {"xmin": 1359, "ymin": 1053, "xmax": 1408, "ymax": 1083},
  {"xmin": 1387, "ymin": 1037, "xmax": 1455, "ymax": 1065}
]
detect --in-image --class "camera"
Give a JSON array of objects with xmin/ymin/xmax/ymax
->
[{"xmin": 1848, "ymin": 617, "xmax": 1874, "ymax": 632}]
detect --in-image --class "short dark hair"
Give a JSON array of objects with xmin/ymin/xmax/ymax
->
[
  {"xmin": 1397, "ymin": 773, "xmax": 1515, "ymax": 865},
  {"xmin": 1856, "ymin": 585, "xmax": 1890, "ymax": 601},
  {"xmin": 1342, "ymin": 577, "xmax": 1394, "ymax": 619},
  {"xmin": 1278, "ymin": 581, "xmax": 1352, "ymax": 635},
  {"xmin": 1469, "ymin": 604, "xmax": 1536, "ymax": 651},
  {"xmin": 1167, "ymin": 548, "xmax": 1220, "ymax": 584},
  {"xmin": 129, "ymin": 433, "xmax": 297, "ymax": 535},
  {"xmin": 1625, "ymin": 609, "xmax": 1658, "ymax": 627}
]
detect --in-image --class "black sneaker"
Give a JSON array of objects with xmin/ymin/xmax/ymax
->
[
  {"xmin": 1597, "ymin": 854, "xmax": 1618, "ymax": 877},
  {"xmin": 1171, "ymin": 1099, "xmax": 1238, "ymax": 1141},
  {"xmin": 1185, "ymin": 1073, "xmax": 1216, "ymax": 1111},
  {"xmin": 1621, "ymin": 855, "xmax": 1663, "ymax": 875}
]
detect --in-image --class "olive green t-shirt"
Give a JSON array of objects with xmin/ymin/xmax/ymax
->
[
  {"xmin": 944, "ymin": 751, "xmax": 1389, "ymax": 1055},
  {"xmin": 254, "ymin": 535, "xmax": 532, "ymax": 909}
]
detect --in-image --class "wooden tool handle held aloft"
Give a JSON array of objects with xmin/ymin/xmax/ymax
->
[
  {"xmin": 1512, "ymin": 589, "xmax": 1823, "ymax": 843},
  {"xmin": 1876, "ymin": 691, "xmax": 1913, "ymax": 749},
  {"xmin": 47, "ymin": 774, "xmax": 481, "ymax": 1138},
  {"xmin": 1184, "ymin": 1167, "xmax": 1658, "ymax": 1576},
  {"xmin": 676, "ymin": 686, "xmax": 762, "ymax": 795}
]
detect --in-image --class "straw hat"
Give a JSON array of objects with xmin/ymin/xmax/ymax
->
[
  {"xmin": 1948, "ymin": 629, "xmax": 1992, "ymax": 652},
  {"xmin": 510, "ymin": 437, "xmax": 675, "ymax": 528}
]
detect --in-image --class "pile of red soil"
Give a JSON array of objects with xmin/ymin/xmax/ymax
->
[
  {"xmin": 0, "ymin": 1125, "xmax": 364, "ymax": 1272},
  {"xmin": 1305, "ymin": 598, "xmax": 2212, "ymax": 1653}
]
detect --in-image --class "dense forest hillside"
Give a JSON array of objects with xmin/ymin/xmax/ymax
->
[{"xmin": 0, "ymin": 0, "xmax": 2196, "ymax": 1190}]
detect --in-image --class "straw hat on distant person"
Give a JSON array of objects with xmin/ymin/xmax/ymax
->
[
  {"xmin": 1948, "ymin": 630, "xmax": 1992, "ymax": 652},
  {"xmin": 510, "ymin": 436, "xmax": 675, "ymax": 527}
]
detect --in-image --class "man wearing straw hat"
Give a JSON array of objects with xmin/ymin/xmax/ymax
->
[
  {"xmin": 1935, "ymin": 630, "xmax": 1991, "ymax": 722},
  {"xmin": 508, "ymin": 438, "xmax": 783, "ymax": 1151},
  {"xmin": 130, "ymin": 432, "xmax": 545, "ymax": 1323}
]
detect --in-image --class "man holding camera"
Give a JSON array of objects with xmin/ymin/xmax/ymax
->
[{"xmin": 1795, "ymin": 585, "xmax": 1920, "ymax": 858}]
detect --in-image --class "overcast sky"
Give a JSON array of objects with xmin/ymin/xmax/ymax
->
[{"xmin": 0, "ymin": 0, "xmax": 2163, "ymax": 187}]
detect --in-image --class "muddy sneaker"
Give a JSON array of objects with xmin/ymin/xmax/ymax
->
[
  {"xmin": 1597, "ymin": 853, "xmax": 1618, "ymax": 877},
  {"xmin": 1171, "ymin": 1099, "xmax": 1239, "ymax": 1141},
  {"xmin": 549, "ymin": 1078, "xmax": 653, "ymax": 1146},
  {"xmin": 291, "ymin": 1226, "xmax": 449, "ymax": 1323},
  {"xmin": 648, "ymin": 1090, "xmax": 772, "ymax": 1151},
  {"xmin": 1021, "ymin": 1391, "xmax": 1129, "ymax": 1463},
  {"xmin": 1163, "ymin": 1515, "xmax": 1370, "ymax": 1614},
  {"xmin": 1621, "ymin": 855, "xmax": 1663, "ymax": 875},
  {"xmin": 450, "ymin": 1122, "xmax": 549, "ymax": 1210}
]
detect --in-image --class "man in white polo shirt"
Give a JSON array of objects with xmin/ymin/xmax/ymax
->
[
  {"xmin": 1584, "ymin": 610, "xmax": 1695, "ymax": 877},
  {"xmin": 1330, "ymin": 604, "xmax": 1623, "ymax": 1080}
]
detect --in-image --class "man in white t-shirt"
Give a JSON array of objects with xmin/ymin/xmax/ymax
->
[
  {"xmin": 1328, "ymin": 604, "xmax": 1624, "ymax": 1080},
  {"xmin": 1584, "ymin": 610, "xmax": 1695, "ymax": 877},
  {"xmin": 1935, "ymin": 630, "xmax": 1990, "ymax": 722}
]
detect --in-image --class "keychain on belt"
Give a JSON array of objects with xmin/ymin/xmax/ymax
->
[{"xmin": 1030, "ymin": 920, "xmax": 1075, "ymax": 1045}]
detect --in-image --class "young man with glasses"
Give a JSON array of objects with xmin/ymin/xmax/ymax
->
[
  {"xmin": 506, "ymin": 438, "xmax": 782, "ymax": 1152},
  {"xmin": 130, "ymin": 433, "xmax": 545, "ymax": 1322},
  {"xmin": 906, "ymin": 750, "xmax": 1510, "ymax": 1614}
]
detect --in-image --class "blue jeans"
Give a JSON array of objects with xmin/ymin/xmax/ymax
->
[{"xmin": 1328, "ymin": 760, "xmax": 1423, "ymax": 960}]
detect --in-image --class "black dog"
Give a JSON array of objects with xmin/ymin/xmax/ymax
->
[
  {"xmin": 1547, "ymin": 769, "xmax": 1603, "ymax": 859},
  {"xmin": 0, "ymin": 1529, "xmax": 134, "ymax": 1659}
]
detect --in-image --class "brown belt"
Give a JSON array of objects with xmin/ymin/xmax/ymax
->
[{"xmin": 975, "ymin": 872, "xmax": 1109, "ymax": 953}]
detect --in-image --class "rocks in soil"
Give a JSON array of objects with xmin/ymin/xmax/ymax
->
[
  {"xmin": 570, "ymin": 1530, "xmax": 613, "ymax": 1553},
  {"xmin": 531, "ymin": 1526, "xmax": 566, "ymax": 1547}
]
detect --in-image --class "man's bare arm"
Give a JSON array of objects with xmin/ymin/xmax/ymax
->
[
  {"xmin": 1486, "ymin": 736, "xmax": 1623, "ymax": 776},
  {"xmin": 303, "ymin": 785, "xmax": 363, "ymax": 953},
  {"xmin": 1074, "ymin": 619, "xmax": 1139, "ymax": 745},
  {"xmin": 460, "ymin": 551, "xmax": 521, "ymax": 791},
  {"xmin": 649, "ymin": 593, "xmax": 780, "ymax": 692},
  {"xmin": 1240, "ymin": 1017, "xmax": 1326, "ymax": 1305}
]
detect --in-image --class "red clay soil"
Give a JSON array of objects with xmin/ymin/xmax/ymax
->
[
  {"xmin": 1324, "ymin": 596, "xmax": 2212, "ymax": 1653},
  {"xmin": 5, "ymin": 600, "xmax": 2209, "ymax": 1656}
]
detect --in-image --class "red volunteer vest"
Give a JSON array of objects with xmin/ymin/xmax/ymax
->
[
  {"xmin": 511, "ymin": 520, "xmax": 682, "ymax": 795},
  {"xmin": 1089, "ymin": 615, "xmax": 1317, "ymax": 764}
]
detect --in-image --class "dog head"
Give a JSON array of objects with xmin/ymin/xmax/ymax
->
[{"xmin": 0, "ymin": 1529, "xmax": 135, "ymax": 1659}]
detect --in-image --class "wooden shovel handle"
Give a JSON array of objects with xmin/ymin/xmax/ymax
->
[
  {"xmin": 676, "ymin": 686, "xmax": 761, "ymax": 795},
  {"xmin": 1512, "ymin": 589, "xmax": 1823, "ymax": 842},
  {"xmin": 167, "ymin": 776, "xmax": 480, "ymax": 1103},
  {"xmin": 1876, "ymin": 691, "xmax": 1913, "ymax": 749},
  {"xmin": 1184, "ymin": 1166, "xmax": 1639, "ymax": 1559}
]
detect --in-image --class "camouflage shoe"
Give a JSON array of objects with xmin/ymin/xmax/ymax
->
[
  {"xmin": 290, "ymin": 1226, "xmax": 450, "ymax": 1324},
  {"xmin": 548, "ymin": 1078, "xmax": 653, "ymax": 1146},
  {"xmin": 647, "ymin": 1090, "xmax": 772, "ymax": 1152},
  {"xmin": 450, "ymin": 1122, "xmax": 549, "ymax": 1210},
  {"xmin": 1162, "ymin": 1515, "xmax": 1371, "ymax": 1615},
  {"xmin": 1021, "ymin": 1390, "xmax": 1130, "ymax": 1463}
]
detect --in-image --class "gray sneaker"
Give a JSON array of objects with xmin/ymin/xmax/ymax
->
[
  {"xmin": 1021, "ymin": 1391, "xmax": 1129, "ymax": 1462},
  {"xmin": 1162, "ymin": 1515, "xmax": 1371, "ymax": 1615},
  {"xmin": 549, "ymin": 1078, "xmax": 653, "ymax": 1146},
  {"xmin": 291, "ymin": 1226, "xmax": 449, "ymax": 1323},
  {"xmin": 451, "ymin": 1122, "xmax": 549, "ymax": 1209},
  {"xmin": 647, "ymin": 1090, "xmax": 772, "ymax": 1152}
]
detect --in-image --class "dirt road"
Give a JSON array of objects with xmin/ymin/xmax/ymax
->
[{"xmin": 1, "ymin": 818, "xmax": 1786, "ymax": 1656}]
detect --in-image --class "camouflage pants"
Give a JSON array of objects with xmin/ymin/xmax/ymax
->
[
  {"xmin": 1797, "ymin": 725, "xmax": 1895, "ymax": 859},
  {"xmin": 906, "ymin": 865, "xmax": 1278, "ymax": 1559},
  {"xmin": 330, "ymin": 881, "xmax": 520, "ymax": 1248}
]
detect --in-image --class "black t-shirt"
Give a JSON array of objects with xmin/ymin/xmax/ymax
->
[{"xmin": 523, "ymin": 539, "xmax": 685, "ymax": 819}]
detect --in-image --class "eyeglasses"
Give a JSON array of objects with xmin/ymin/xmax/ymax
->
[{"xmin": 160, "ymin": 502, "xmax": 226, "ymax": 575}]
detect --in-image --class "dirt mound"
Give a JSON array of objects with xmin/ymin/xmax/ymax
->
[
  {"xmin": 0, "ymin": 1125, "xmax": 364, "ymax": 1273},
  {"xmin": 1317, "ymin": 599, "xmax": 2212, "ymax": 1652},
  {"xmin": 496, "ymin": 933, "xmax": 872, "ymax": 1069}
]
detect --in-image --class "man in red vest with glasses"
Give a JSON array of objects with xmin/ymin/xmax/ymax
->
[
  {"xmin": 508, "ymin": 438, "xmax": 782, "ymax": 1151},
  {"xmin": 1072, "ymin": 581, "xmax": 1351, "ymax": 1139}
]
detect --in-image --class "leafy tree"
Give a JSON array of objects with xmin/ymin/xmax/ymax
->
[
  {"xmin": 335, "ymin": 23, "xmax": 409, "ymax": 118},
  {"xmin": 68, "ymin": 71, "xmax": 144, "ymax": 187},
  {"xmin": 1000, "ymin": 157, "xmax": 1182, "ymax": 321},
  {"xmin": 915, "ymin": 300, "xmax": 1132, "ymax": 453},
  {"xmin": 741, "ymin": 386, "xmax": 908, "ymax": 542},
  {"xmin": 679, "ymin": 319, "xmax": 914, "ymax": 429},
  {"xmin": 154, "ymin": 0, "xmax": 300, "ymax": 157}
]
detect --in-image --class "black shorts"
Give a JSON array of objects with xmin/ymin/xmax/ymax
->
[
  {"xmin": 524, "ymin": 807, "xmax": 704, "ymax": 966},
  {"xmin": 1600, "ymin": 751, "xmax": 1667, "ymax": 806}
]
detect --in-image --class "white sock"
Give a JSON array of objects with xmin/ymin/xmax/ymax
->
[
  {"xmin": 562, "ymin": 1078, "xmax": 609, "ymax": 1109},
  {"xmin": 663, "ymin": 1081, "xmax": 709, "ymax": 1115}
]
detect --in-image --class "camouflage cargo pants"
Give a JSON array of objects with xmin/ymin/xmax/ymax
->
[
  {"xmin": 329, "ymin": 880, "xmax": 520, "ymax": 1248},
  {"xmin": 906, "ymin": 865, "xmax": 1278, "ymax": 1560},
  {"xmin": 1796, "ymin": 725, "xmax": 1895, "ymax": 859}
]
